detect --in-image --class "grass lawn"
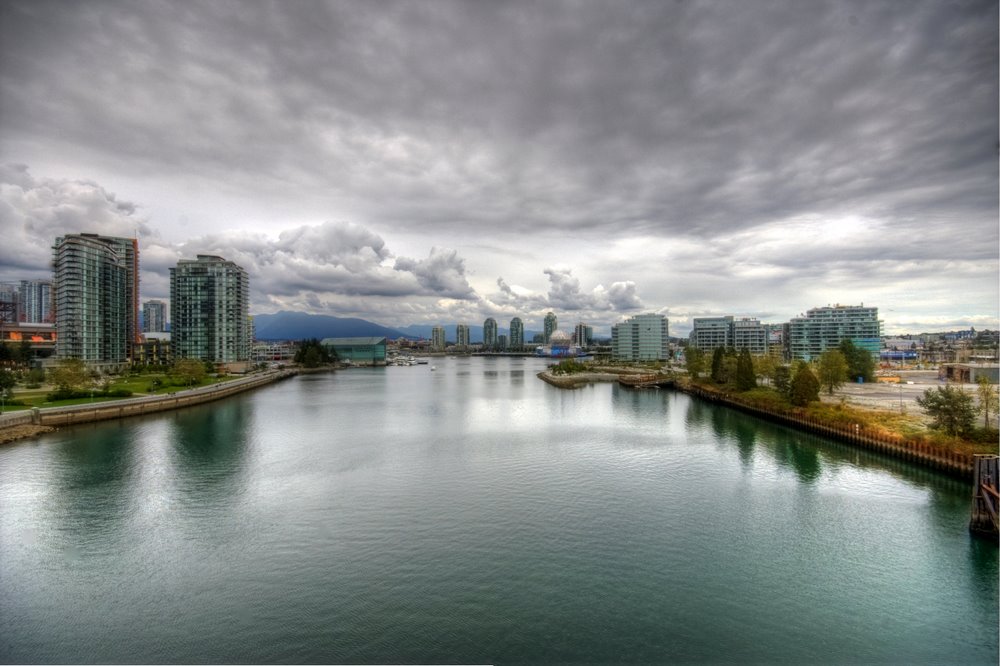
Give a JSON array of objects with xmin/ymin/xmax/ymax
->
[{"xmin": 4, "ymin": 373, "xmax": 239, "ymax": 411}]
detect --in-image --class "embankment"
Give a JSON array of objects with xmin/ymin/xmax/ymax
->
[
  {"xmin": 538, "ymin": 369, "xmax": 975, "ymax": 479},
  {"xmin": 537, "ymin": 371, "xmax": 620, "ymax": 388},
  {"xmin": 681, "ymin": 382, "xmax": 974, "ymax": 479},
  {"xmin": 0, "ymin": 369, "xmax": 299, "ymax": 442}
]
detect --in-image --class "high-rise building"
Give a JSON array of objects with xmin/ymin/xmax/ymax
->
[
  {"xmin": 611, "ymin": 313, "xmax": 669, "ymax": 361},
  {"xmin": 498, "ymin": 334, "xmax": 508, "ymax": 350},
  {"xmin": 18, "ymin": 280, "xmax": 52, "ymax": 323},
  {"xmin": 170, "ymin": 255, "xmax": 249, "ymax": 364},
  {"xmin": 788, "ymin": 304, "xmax": 882, "ymax": 361},
  {"xmin": 456, "ymin": 324, "xmax": 470, "ymax": 349},
  {"xmin": 0, "ymin": 283, "xmax": 17, "ymax": 323},
  {"xmin": 509, "ymin": 317, "xmax": 524, "ymax": 351},
  {"xmin": 573, "ymin": 322, "xmax": 593, "ymax": 347},
  {"xmin": 143, "ymin": 299, "xmax": 167, "ymax": 333},
  {"xmin": 483, "ymin": 318, "xmax": 498, "ymax": 350},
  {"xmin": 431, "ymin": 326, "xmax": 446, "ymax": 351},
  {"xmin": 53, "ymin": 234, "xmax": 133, "ymax": 364},
  {"xmin": 544, "ymin": 312, "xmax": 558, "ymax": 342}
]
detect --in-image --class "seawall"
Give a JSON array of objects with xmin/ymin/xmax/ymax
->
[
  {"xmin": 681, "ymin": 383, "xmax": 974, "ymax": 480},
  {"xmin": 0, "ymin": 369, "xmax": 299, "ymax": 439},
  {"xmin": 537, "ymin": 370, "xmax": 976, "ymax": 480}
]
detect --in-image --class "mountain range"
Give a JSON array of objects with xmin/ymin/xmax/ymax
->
[{"xmin": 251, "ymin": 311, "xmax": 540, "ymax": 343}]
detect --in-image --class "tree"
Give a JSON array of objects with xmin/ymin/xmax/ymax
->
[
  {"xmin": 789, "ymin": 363, "xmax": 820, "ymax": 406},
  {"xmin": 685, "ymin": 346, "xmax": 706, "ymax": 378},
  {"xmin": 710, "ymin": 347, "xmax": 725, "ymax": 383},
  {"xmin": 916, "ymin": 385, "xmax": 976, "ymax": 437},
  {"xmin": 838, "ymin": 339, "xmax": 875, "ymax": 383},
  {"xmin": 753, "ymin": 354, "xmax": 775, "ymax": 386},
  {"xmin": 817, "ymin": 349, "xmax": 849, "ymax": 395},
  {"xmin": 976, "ymin": 376, "xmax": 998, "ymax": 430},
  {"xmin": 773, "ymin": 365, "xmax": 791, "ymax": 396},
  {"xmin": 173, "ymin": 358, "xmax": 206, "ymax": 386},
  {"xmin": 735, "ymin": 348, "xmax": 756, "ymax": 391},
  {"xmin": 48, "ymin": 358, "xmax": 90, "ymax": 392},
  {"xmin": 294, "ymin": 339, "xmax": 333, "ymax": 368},
  {"xmin": 0, "ymin": 368, "xmax": 15, "ymax": 404}
]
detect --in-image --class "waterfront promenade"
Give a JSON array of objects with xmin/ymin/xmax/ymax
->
[{"xmin": 0, "ymin": 368, "xmax": 298, "ymax": 443}]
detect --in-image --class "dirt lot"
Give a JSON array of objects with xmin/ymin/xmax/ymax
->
[{"xmin": 821, "ymin": 370, "xmax": 994, "ymax": 427}]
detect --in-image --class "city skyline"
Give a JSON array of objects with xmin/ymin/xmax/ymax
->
[{"xmin": 0, "ymin": 1, "xmax": 997, "ymax": 337}]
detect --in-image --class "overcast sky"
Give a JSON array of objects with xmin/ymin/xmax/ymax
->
[{"xmin": 1, "ymin": 0, "xmax": 996, "ymax": 336}]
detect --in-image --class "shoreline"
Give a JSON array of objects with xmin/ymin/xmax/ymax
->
[
  {"xmin": 0, "ymin": 368, "xmax": 299, "ymax": 444},
  {"xmin": 538, "ymin": 370, "xmax": 978, "ymax": 480}
]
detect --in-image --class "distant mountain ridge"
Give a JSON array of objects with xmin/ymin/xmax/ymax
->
[
  {"xmin": 251, "ymin": 311, "xmax": 543, "ymax": 343},
  {"xmin": 252, "ymin": 311, "xmax": 412, "ymax": 341}
]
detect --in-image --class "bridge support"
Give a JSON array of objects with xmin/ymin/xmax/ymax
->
[{"xmin": 970, "ymin": 454, "xmax": 999, "ymax": 540}]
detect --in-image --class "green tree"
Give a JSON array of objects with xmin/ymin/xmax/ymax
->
[
  {"xmin": 817, "ymin": 349, "xmax": 849, "ymax": 395},
  {"xmin": 789, "ymin": 363, "xmax": 820, "ymax": 406},
  {"xmin": 735, "ymin": 348, "xmax": 756, "ymax": 391},
  {"xmin": 916, "ymin": 385, "xmax": 976, "ymax": 437},
  {"xmin": 294, "ymin": 339, "xmax": 333, "ymax": 368},
  {"xmin": 710, "ymin": 347, "xmax": 725, "ymax": 383},
  {"xmin": 753, "ymin": 354, "xmax": 775, "ymax": 386},
  {"xmin": 0, "ymin": 368, "xmax": 15, "ymax": 406},
  {"xmin": 173, "ymin": 358, "xmax": 206, "ymax": 386},
  {"xmin": 838, "ymin": 339, "xmax": 875, "ymax": 383},
  {"xmin": 685, "ymin": 346, "xmax": 705, "ymax": 378},
  {"xmin": 976, "ymin": 376, "xmax": 998, "ymax": 430},
  {"xmin": 773, "ymin": 365, "xmax": 791, "ymax": 396},
  {"xmin": 48, "ymin": 358, "xmax": 90, "ymax": 392}
]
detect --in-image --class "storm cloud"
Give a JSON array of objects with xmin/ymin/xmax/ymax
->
[{"xmin": 0, "ymin": 0, "xmax": 996, "ymax": 334}]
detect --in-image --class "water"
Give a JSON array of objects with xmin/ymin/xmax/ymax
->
[{"xmin": 1, "ymin": 357, "xmax": 996, "ymax": 664}]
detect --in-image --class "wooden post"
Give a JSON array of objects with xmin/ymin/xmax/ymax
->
[{"xmin": 970, "ymin": 455, "xmax": 999, "ymax": 540}]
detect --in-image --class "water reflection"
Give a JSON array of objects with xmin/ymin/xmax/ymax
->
[
  {"xmin": 169, "ymin": 398, "xmax": 253, "ymax": 503},
  {"xmin": 50, "ymin": 422, "xmax": 138, "ymax": 554}
]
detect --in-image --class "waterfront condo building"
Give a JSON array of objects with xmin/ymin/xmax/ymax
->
[
  {"xmin": 689, "ymin": 316, "xmax": 733, "ymax": 350},
  {"xmin": 573, "ymin": 322, "xmax": 594, "ymax": 348},
  {"xmin": 143, "ymin": 299, "xmax": 167, "ymax": 333},
  {"xmin": 170, "ymin": 255, "xmax": 249, "ymax": 365},
  {"xmin": 52, "ymin": 233, "xmax": 139, "ymax": 366},
  {"xmin": 543, "ymin": 312, "xmax": 558, "ymax": 343},
  {"xmin": 690, "ymin": 316, "xmax": 769, "ymax": 356},
  {"xmin": 509, "ymin": 317, "xmax": 524, "ymax": 351},
  {"xmin": 611, "ymin": 313, "xmax": 669, "ymax": 361},
  {"xmin": 788, "ymin": 304, "xmax": 882, "ymax": 361},
  {"xmin": 483, "ymin": 318, "xmax": 498, "ymax": 350},
  {"xmin": 431, "ymin": 326, "xmax": 446, "ymax": 351},
  {"xmin": 456, "ymin": 324, "xmax": 470, "ymax": 349}
]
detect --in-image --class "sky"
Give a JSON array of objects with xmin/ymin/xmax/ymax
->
[{"xmin": 0, "ymin": 0, "xmax": 997, "ymax": 337}]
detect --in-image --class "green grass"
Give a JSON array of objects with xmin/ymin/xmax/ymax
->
[{"xmin": 6, "ymin": 373, "xmax": 240, "ymax": 410}]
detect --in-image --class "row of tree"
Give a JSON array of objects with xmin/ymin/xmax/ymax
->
[{"xmin": 686, "ymin": 339, "xmax": 874, "ymax": 399}]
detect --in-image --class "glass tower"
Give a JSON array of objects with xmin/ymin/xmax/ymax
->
[{"xmin": 170, "ymin": 255, "xmax": 249, "ymax": 363}]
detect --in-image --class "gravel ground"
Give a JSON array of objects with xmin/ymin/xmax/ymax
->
[{"xmin": 820, "ymin": 370, "xmax": 996, "ymax": 426}]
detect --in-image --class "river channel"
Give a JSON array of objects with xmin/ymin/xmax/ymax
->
[{"xmin": 1, "ymin": 357, "xmax": 996, "ymax": 663}]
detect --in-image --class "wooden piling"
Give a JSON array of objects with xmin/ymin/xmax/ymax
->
[{"xmin": 970, "ymin": 455, "xmax": 999, "ymax": 540}]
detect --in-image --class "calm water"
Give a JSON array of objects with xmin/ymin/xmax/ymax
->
[{"xmin": 1, "ymin": 357, "xmax": 996, "ymax": 664}]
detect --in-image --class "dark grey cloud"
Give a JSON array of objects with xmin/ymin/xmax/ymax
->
[{"xmin": 0, "ymin": 1, "xmax": 996, "ymax": 334}]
